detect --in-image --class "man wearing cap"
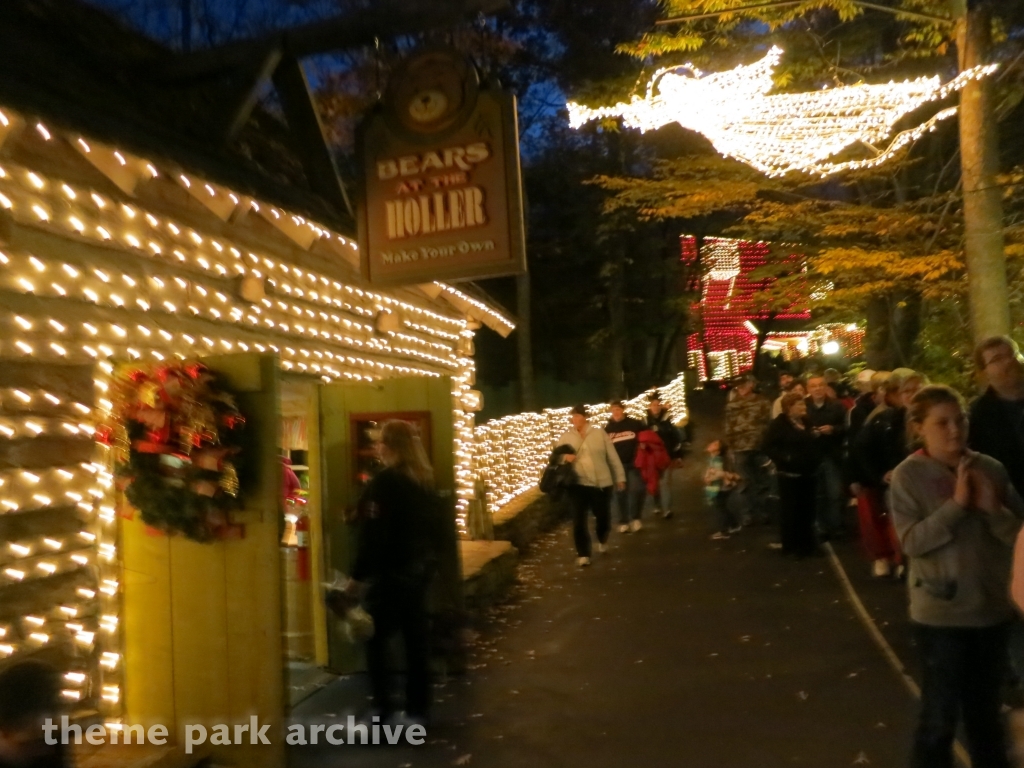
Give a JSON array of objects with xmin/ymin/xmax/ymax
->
[
  {"xmin": 606, "ymin": 400, "xmax": 648, "ymax": 533},
  {"xmin": 558, "ymin": 405, "xmax": 626, "ymax": 566},
  {"xmin": 725, "ymin": 375, "xmax": 773, "ymax": 525}
]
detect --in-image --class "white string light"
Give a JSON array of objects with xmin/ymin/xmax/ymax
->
[
  {"xmin": 568, "ymin": 47, "xmax": 998, "ymax": 178},
  {"xmin": 473, "ymin": 372, "xmax": 689, "ymax": 512},
  {"xmin": 0, "ymin": 99, "xmax": 513, "ymax": 725}
]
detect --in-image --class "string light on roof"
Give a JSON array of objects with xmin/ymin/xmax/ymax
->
[
  {"xmin": 567, "ymin": 46, "xmax": 998, "ymax": 178},
  {"xmin": 0, "ymin": 109, "xmax": 486, "ymax": 533}
]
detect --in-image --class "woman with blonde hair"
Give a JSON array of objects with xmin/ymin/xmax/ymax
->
[
  {"xmin": 891, "ymin": 385, "xmax": 1023, "ymax": 768},
  {"xmin": 763, "ymin": 391, "xmax": 821, "ymax": 557},
  {"xmin": 350, "ymin": 420, "xmax": 440, "ymax": 725}
]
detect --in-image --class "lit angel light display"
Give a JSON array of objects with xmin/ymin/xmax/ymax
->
[{"xmin": 567, "ymin": 47, "xmax": 998, "ymax": 178}]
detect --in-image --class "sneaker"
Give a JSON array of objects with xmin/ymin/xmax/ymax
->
[
  {"xmin": 710, "ymin": 532, "xmax": 730, "ymax": 540},
  {"xmin": 894, "ymin": 564, "xmax": 906, "ymax": 580},
  {"xmin": 577, "ymin": 556, "xmax": 591, "ymax": 567},
  {"xmin": 872, "ymin": 559, "xmax": 891, "ymax": 578},
  {"xmin": 630, "ymin": 519, "xmax": 643, "ymax": 533},
  {"xmin": 727, "ymin": 525, "xmax": 743, "ymax": 534},
  {"xmin": 767, "ymin": 542, "xmax": 783, "ymax": 550},
  {"xmin": 618, "ymin": 524, "xmax": 630, "ymax": 534},
  {"xmin": 662, "ymin": 509, "xmax": 673, "ymax": 519},
  {"xmin": 596, "ymin": 542, "xmax": 607, "ymax": 554}
]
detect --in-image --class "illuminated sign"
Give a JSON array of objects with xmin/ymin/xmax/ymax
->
[{"xmin": 358, "ymin": 50, "xmax": 526, "ymax": 286}]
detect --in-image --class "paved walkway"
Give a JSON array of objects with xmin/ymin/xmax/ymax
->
[{"xmin": 291, "ymin": 392, "xmax": 924, "ymax": 768}]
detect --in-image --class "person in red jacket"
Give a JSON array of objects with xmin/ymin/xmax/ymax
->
[
  {"xmin": 646, "ymin": 392, "xmax": 684, "ymax": 518},
  {"xmin": 636, "ymin": 429, "xmax": 670, "ymax": 511}
]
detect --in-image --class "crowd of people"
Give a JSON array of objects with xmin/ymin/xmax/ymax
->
[
  {"xmin": 554, "ymin": 393, "xmax": 685, "ymax": 567},
  {"xmin": 722, "ymin": 364, "xmax": 922, "ymax": 563},
  {"xmin": 548, "ymin": 335, "xmax": 1024, "ymax": 768},
  {"xmin": 8, "ymin": 340, "xmax": 1024, "ymax": 766},
  {"xmin": 716, "ymin": 336, "xmax": 1024, "ymax": 768}
]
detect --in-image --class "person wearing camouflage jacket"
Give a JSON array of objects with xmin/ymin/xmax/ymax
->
[{"xmin": 725, "ymin": 375, "xmax": 773, "ymax": 524}]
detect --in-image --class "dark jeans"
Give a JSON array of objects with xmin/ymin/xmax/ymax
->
[
  {"xmin": 709, "ymin": 490, "xmax": 739, "ymax": 533},
  {"xmin": 912, "ymin": 622, "xmax": 1012, "ymax": 768},
  {"xmin": 734, "ymin": 450, "xmax": 771, "ymax": 523},
  {"xmin": 613, "ymin": 468, "xmax": 645, "ymax": 524},
  {"xmin": 778, "ymin": 474, "xmax": 817, "ymax": 556},
  {"xmin": 568, "ymin": 484, "xmax": 612, "ymax": 557},
  {"xmin": 815, "ymin": 456, "xmax": 845, "ymax": 537},
  {"xmin": 365, "ymin": 583, "xmax": 431, "ymax": 719}
]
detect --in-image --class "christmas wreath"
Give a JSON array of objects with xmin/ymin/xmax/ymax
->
[{"xmin": 98, "ymin": 361, "xmax": 246, "ymax": 542}]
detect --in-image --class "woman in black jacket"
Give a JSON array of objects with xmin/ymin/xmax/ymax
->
[
  {"xmin": 351, "ymin": 420, "xmax": 441, "ymax": 724},
  {"xmin": 763, "ymin": 392, "xmax": 821, "ymax": 557},
  {"xmin": 852, "ymin": 374, "xmax": 924, "ymax": 577}
]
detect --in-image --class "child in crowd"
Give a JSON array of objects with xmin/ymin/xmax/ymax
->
[{"xmin": 704, "ymin": 440, "xmax": 742, "ymax": 540}]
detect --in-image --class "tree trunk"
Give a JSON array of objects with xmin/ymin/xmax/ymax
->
[
  {"xmin": 607, "ymin": 252, "xmax": 627, "ymax": 399},
  {"xmin": 887, "ymin": 291, "xmax": 922, "ymax": 368},
  {"xmin": 653, "ymin": 323, "xmax": 683, "ymax": 383},
  {"xmin": 753, "ymin": 313, "xmax": 776, "ymax": 378},
  {"xmin": 864, "ymin": 295, "xmax": 892, "ymax": 370},
  {"xmin": 515, "ymin": 271, "xmax": 536, "ymax": 412},
  {"xmin": 955, "ymin": 1, "xmax": 1009, "ymax": 341}
]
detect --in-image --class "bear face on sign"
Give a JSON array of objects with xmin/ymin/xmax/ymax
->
[{"xmin": 385, "ymin": 49, "xmax": 479, "ymax": 139}]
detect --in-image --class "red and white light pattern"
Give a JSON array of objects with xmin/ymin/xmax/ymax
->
[{"xmin": 683, "ymin": 236, "xmax": 809, "ymax": 380}]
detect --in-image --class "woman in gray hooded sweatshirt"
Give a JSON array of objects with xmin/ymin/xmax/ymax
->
[
  {"xmin": 558, "ymin": 404, "xmax": 626, "ymax": 567},
  {"xmin": 890, "ymin": 385, "xmax": 1024, "ymax": 768}
]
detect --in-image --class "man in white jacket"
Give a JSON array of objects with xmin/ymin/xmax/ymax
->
[{"xmin": 558, "ymin": 404, "xmax": 626, "ymax": 566}]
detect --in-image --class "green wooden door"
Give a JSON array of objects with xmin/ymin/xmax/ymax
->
[
  {"xmin": 122, "ymin": 352, "xmax": 284, "ymax": 767},
  {"xmin": 319, "ymin": 376, "xmax": 462, "ymax": 673}
]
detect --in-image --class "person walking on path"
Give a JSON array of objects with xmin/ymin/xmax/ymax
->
[
  {"xmin": 725, "ymin": 374, "xmax": 772, "ymax": 526},
  {"xmin": 645, "ymin": 392, "xmax": 684, "ymax": 518},
  {"xmin": 636, "ymin": 427, "xmax": 670, "ymax": 519},
  {"xmin": 891, "ymin": 385, "xmax": 1024, "ymax": 768},
  {"xmin": 558, "ymin": 404, "xmax": 626, "ymax": 566},
  {"xmin": 351, "ymin": 420, "xmax": 442, "ymax": 724},
  {"xmin": 763, "ymin": 392, "xmax": 821, "ymax": 558},
  {"xmin": 805, "ymin": 373, "xmax": 848, "ymax": 540},
  {"xmin": 605, "ymin": 400, "xmax": 647, "ymax": 534},
  {"xmin": 704, "ymin": 439, "xmax": 742, "ymax": 540},
  {"xmin": 969, "ymin": 336, "xmax": 1024, "ymax": 497}
]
